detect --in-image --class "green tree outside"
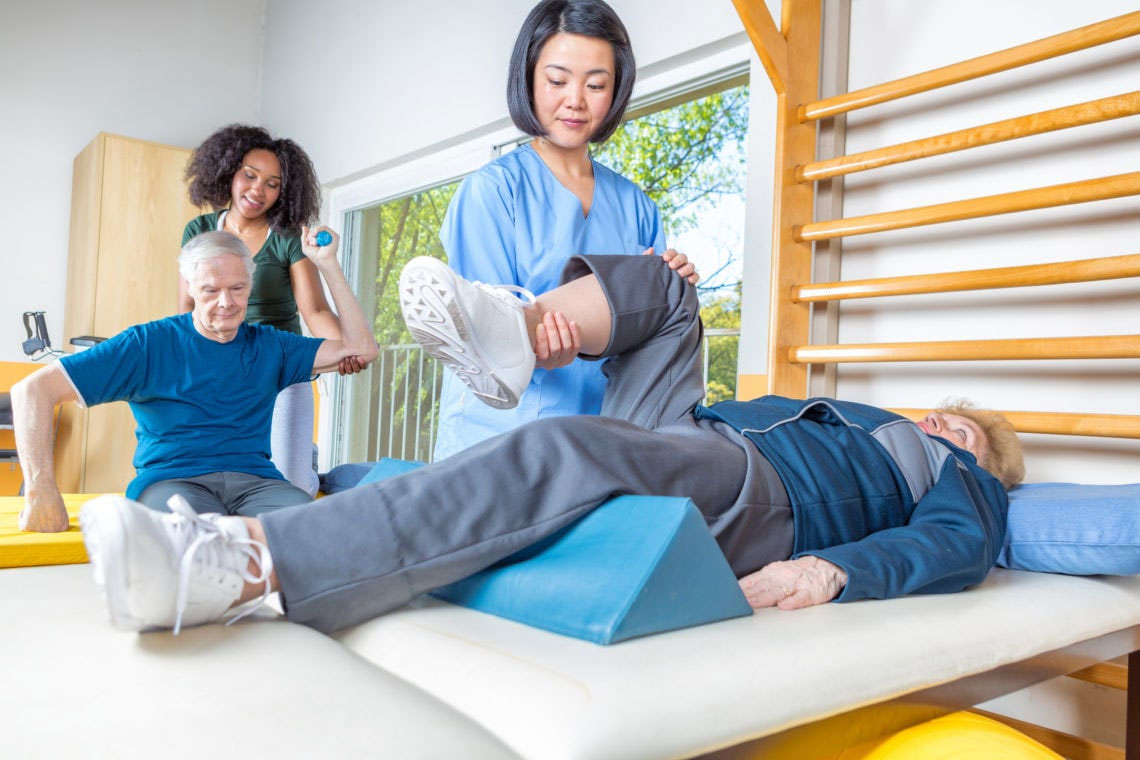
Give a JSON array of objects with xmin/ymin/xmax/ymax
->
[{"xmin": 356, "ymin": 83, "xmax": 749, "ymax": 459}]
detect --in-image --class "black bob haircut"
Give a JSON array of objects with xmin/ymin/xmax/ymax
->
[
  {"xmin": 506, "ymin": 0, "xmax": 636, "ymax": 145},
  {"xmin": 184, "ymin": 124, "xmax": 321, "ymax": 237}
]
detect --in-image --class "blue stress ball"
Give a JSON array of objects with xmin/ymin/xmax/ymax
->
[{"xmin": 315, "ymin": 230, "xmax": 332, "ymax": 247}]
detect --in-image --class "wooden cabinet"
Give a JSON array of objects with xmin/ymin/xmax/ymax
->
[{"xmin": 56, "ymin": 133, "xmax": 199, "ymax": 493}]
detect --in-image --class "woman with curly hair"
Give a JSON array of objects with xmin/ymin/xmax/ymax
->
[{"xmin": 181, "ymin": 124, "xmax": 369, "ymax": 496}]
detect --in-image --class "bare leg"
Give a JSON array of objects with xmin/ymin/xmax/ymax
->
[
  {"xmin": 522, "ymin": 274, "xmax": 611, "ymax": 356},
  {"xmin": 237, "ymin": 517, "xmax": 278, "ymax": 603}
]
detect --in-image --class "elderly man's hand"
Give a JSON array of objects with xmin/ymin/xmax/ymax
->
[
  {"xmin": 738, "ymin": 555, "xmax": 847, "ymax": 610},
  {"xmin": 19, "ymin": 489, "xmax": 70, "ymax": 533}
]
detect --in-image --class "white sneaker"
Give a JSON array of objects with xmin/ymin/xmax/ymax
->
[
  {"xmin": 79, "ymin": 494, "xmax": 274, "ymax": 635},
  {"xmin": 399, "ymin": 256, "xmax": 536, "ymax": 409}
]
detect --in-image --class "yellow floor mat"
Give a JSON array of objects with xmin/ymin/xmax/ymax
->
[{"xmin": 0, "ymin": 494, "xmax": 111, "ymax": 568}]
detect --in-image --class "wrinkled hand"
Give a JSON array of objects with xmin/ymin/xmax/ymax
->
[
  {"xmin": 643, "ymin": 247, "xmax": 700, "ymax": 285},
  {"xmin": 300, "ymin": 225, "xmax": 339, "ymax": 266},
  {"xmin": 534, "ymin": 311, "xmax": 581, "ymax": 370},
  {"xmin": 19, "ymin": 489, "xmax": 70, "ymax": 533},
  {"xmin": 738, "ymin": 555, "xmax": 847, "ymax": 610},
  {"xmin": 338, "ymin": 355, "xmax": 370, "ymax": 375}
]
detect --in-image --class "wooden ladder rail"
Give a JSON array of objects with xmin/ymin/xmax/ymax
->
[
  {"xmin": 800, "ymin": 11, "xmax": 1140, "ymax": 121},
  {"xmin": 798, "ymin": 91, "xmax": 1140, "ymax": 183}
]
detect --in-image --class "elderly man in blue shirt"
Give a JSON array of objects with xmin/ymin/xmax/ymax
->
[{"xmin": 13, "ymin": 229, "xmax": 377, "ymax": 533}]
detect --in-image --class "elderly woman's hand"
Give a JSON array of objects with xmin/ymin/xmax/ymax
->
[{"xmin": 738, "ymin": 555, "xmax": 847, "ymax": 610}]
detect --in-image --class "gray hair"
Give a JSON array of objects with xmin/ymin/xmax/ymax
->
[{"xmin": 179, "ymin": 231, "xmax": 256, "ymax": 281}]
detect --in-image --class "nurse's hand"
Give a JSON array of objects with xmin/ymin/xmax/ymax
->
[
  {"xmin": 533, "ymin": 311, "xmax": 580, "ymax": 370},
  {"xmin": 643, "ymin": 247, "xmax": 700, "ymax": 285}
]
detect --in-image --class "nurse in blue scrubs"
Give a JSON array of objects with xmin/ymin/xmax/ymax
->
[{"xmin": 434, "ymin": 0, "xmax": 699, "ymax": 459}]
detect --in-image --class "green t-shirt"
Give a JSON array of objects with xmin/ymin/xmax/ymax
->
[{"xmin": 182, "ymin": 211, "xmax": 306, "ymax": 334}]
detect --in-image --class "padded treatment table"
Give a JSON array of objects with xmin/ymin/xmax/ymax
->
[
  {"xmin": 1, "ymin": 563, "xmax": 520, "ymax": 760},
  {"xmin": 335, "ymin": 570, "xmax": 1140, "ymax": 759}
]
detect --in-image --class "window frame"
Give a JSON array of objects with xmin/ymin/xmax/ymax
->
[{"xmin": 320, "ymin": 35, "xmax": 761, "ymax": 470}]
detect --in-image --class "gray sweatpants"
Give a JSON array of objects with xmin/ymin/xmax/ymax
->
[
  {"xmin": 139, "ymin": 471, "xmax": 311, "ymax": 516},
  {"xmin": 261, "ymin": 255, "xmax": 793, "ymax": 633}
]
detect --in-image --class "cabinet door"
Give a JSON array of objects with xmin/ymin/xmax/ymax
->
[
  {"xmin": 94, "ymin": 135, "xmax": 194, "ymax": 334},
  {"xmin": 79, "ymin": 135, "xmax": 198, "ymax": 494}
]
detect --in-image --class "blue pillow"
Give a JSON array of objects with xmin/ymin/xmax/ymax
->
[
  {"xmin": 997, "ymin": 483, "xmax": 1140, "ymax": 575},
  {"xmin": 317, "ymin": 462, "xmax": 376, "ymax": 494}
]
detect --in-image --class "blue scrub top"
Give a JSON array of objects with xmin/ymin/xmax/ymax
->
[{"xmin": 434, "ymin": 144, "xmax": 667, "ymax": 459}]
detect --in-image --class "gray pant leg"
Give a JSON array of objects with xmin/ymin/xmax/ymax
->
[
  {"xmin": 263, "ymin": 254, "xmax": 790, "ymax": 633},
  {"xmin": 221, "ymin": 472, "xmax": 313, "ymax": 516},
  {"xmin": 562, "ymin": 255, "xmax": 705, "ymax": 428},
  {"xmin": 138, "ymin": 474, "xmax": 227, "ymax": 514},
  {"xmin": 138, "ymin": 472, "xmax": 310, "ymax": 516},
  {"xmin": 263, "ymin": 413, "xmax": 789, "ymax": 633}
]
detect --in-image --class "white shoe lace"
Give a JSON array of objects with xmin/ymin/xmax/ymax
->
[
  {"xmin": 473, "ymin": 281, "xmax": 536, "ymax": 307},
  {"xmin": 166, "ymin": 495, "xmax": 275, "ymax": 635}
]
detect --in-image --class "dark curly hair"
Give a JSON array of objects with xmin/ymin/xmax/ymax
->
[{"xmin": 185, "ymin": 124, "xmax": 321, "ymax": 236}]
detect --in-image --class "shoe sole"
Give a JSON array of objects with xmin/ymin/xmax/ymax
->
[
  {"xmin": 79, "ymin": 497, "xmax": 146, "ymax": 631},
  {"xmin": 400, "ymin": 259, "xmax": 521, "ymax": 410}
]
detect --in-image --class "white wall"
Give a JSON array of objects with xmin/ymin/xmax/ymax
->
[
  {"xmin": 0, "ymin": 0, "xmax": 267, "ymax": 364},
  {"xmin": 839, "ymin": 0, "xmax": 1140, "ymax": 484},
  {"xmin": 260, "ymin": 0, "xmax": 750, "ymax": 185}
]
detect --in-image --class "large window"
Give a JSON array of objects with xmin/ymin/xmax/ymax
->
[
  {"xmin": 341, "ymin": 81, "xmax": 750, "ymax": 463},
  {"xmin": 593, "ymin": 83, "xmax": 749, "ymax": 404}
]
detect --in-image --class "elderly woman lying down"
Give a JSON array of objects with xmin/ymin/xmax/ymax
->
[{"xmin": 79, "ymin": 254, "xmax": 1024, "ymax": 635}]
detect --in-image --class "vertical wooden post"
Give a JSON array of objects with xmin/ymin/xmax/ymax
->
[
  {"xmin": 1128, "ymin": 650, "xmax": 1138, "ymax": 760},
  {"xmin": 766, "ymin": 0, "xmax": 821, "ymax": 397},
  {"xmin": 808, "ymin": 0, "xmax": 850, "ymax": 399},
  {"xmin": 732, "ymin": 0, "xmax": 822, "ymax": 398}
]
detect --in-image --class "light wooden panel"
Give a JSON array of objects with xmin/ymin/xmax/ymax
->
[
  {"xmin": 794, "ymin": 253, "xmax": 1140, "ymax": 302},
  {"xmin": 59, "ymin": 134, "xmax": 197, "ymax": 494},
  {"xmin": 1071, "ymin": 663, "xmax": 1130, "ymax": 691},
  {"xmin": 796, "ymin": 172, "xmax": 1140, "ymax": 242},
  {"xmin": 735, "ymin": 373, "xmax": 768, "ymax": 402},
  {"xmin": 799, "ymin": 11, "xmax": 1140, "ymax": 121},
  {"xmin": 731, "ymin": 0, "xmax": 788, "ymax": 94},
  {"xmin": 891, "ymin": 409, "xmax": 1140, "ymax": 440},
  {"xmin": 791, "ymin": 334, "xmax": 1140, "ymax": 364},
  {"xmin": 798, "ymin": 91, "xmax": 1140, "ymax": 182},
  {"xmin": 84, "ymin": 135, "xmax": 196, "ymax": 493},
  {"xmin": 744, "ymin": 0, "xmax": 822, "ymax": 398},
  {"xmin": 56, "ymin": 137, "xmax": 105, "ymax": 494},
  {"xmin": 972, "ymin": 709, "xmax": 1124, "ymax": 760},
  {"xmin": 93, "ymin": 134, "xmax": 192, "ymax": 336}
]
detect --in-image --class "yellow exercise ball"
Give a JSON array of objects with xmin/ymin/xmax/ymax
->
[{"xmin": 835, "ymin": 711, "xmax": 1062, "ymax": 759}]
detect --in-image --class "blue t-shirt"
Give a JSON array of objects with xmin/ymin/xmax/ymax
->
[
  {"xmin": 59, "ymin": 313, "xmax": 322, "ymax": 499},
  {"xmin": 434, "ymin": 144, "xmax": 667, "ymax": 459}
]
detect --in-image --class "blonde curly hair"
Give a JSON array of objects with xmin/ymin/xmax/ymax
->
[{"xmin": 937, "ymin": 399, "xmax": 1025, "ymax": 490}]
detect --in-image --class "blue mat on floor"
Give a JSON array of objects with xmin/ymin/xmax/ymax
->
[{"xmin": 360, "ymin": 459, "xmax": 753, "ymax": 645}]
